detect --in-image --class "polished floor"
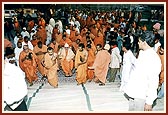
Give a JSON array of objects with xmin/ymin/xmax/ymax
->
[{"xmin": 26, "ymin": 71, "xmax": 165, "ymax": 113}]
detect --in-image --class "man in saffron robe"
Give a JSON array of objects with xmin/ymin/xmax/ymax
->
[
  {"xmin": 94, "ymin": 30, "xmax": 104, "ymax": 47},
  {"xmin": 74, "ymin": 31, "xmax": 82, "ymax": 42},
  {"xmin": 19, "ymin": 45, "xmax": 38, "ymax": 86},
  {"xmin": 59, "ymin": 34, "xmax": 73, "ymax": 47},
  {"xmin": 72, "ymin": 39, "xmax": 81, "ymax": 54},
  {"xmin": 48, "ymin": 38, "xmax": 59, "ymax": 53},
  {"xmin": 42, "ymin": 47, "xmax": 58, "ymax": 88},
  {"xmin": 86, "ymin": 44, "xmax": 95, "ymax": 82},
  {"xmin": 88, "ymin": 44, "xmax": 111, "ymax": 86},
  {"xmin": 91, "ymin": 24, "xmax": 98, "ymax": 36},
  {"xmin": 75, "ymin": 43, "xmax": 88, "ymax": 85},
  {"xmin": 33, "ymin": 41, "xmax": 48, "ymax": 77},
  {"xmin": 69, "ymin": 26, "xmax": 77, "ymax": 42},
  {"xmin": 54, "ymin": 30, "xmax": 62, "ymax": 44},
  {"xmin": 36, "ymin": 26, "xmax": 47, "ymax": 45},
  {"xmin": 52, "ymin": 25, "xmax": 59, "ymax": 39},
  {"xmin": 31, "ymin": 35, "xmax": 39, "ymax": 47},
  {"xmin": 58, "ymin": 43, "xmax": 75, "ymax": 77}
]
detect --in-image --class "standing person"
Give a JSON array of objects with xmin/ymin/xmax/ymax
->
[
  {"xmin": 21, "ymin": 27, "xmax": 30, "ymax": 39},
  {"xmin": 33, "ymin": 41, "xmax": 48, "ymax": 77},
  {"xmin": 36, "ymin": 26, "xmax": 47, "ymax": 45},
  {"xmin": 22, "ymin": 36, "xmax": 34, "ymax": 50},
  {"xmin": 4, "ymin": 47, "xmax": 16, "ymax": 65},
  {"xmin": 14, "ymin": 41, "xmax": 23, "ymax": 66},
  {"xmin": 69, "ymin": 26, "xmax": 77, "ymax": 42},
  {"xmin": 48, "ymin": 38, "xmax": 59, "ymax": 53},
  {"xmin": 58, "ymin": 43, "xmax": 75, "ymax": 77},
  {"xmin": 86, "ymin": 44, "xmax": 95, "ymax": 82},
  {"xmin": 108, "ymin": 41, "xmax": 122, "ymax": 82},
  {"xmin": 153, "ymin": 34, "xmax": 161, "ymax": 52},
  {"xmin": 88, "ymin": 44, "xmax": 111, "ymax": 86},
  {"xmin": 31, "ymin": 34, "xmax": 39, "ymax": 47},
  {"xmin": 45, "ymin": 22, "xmax": 53, "ymax": 45},
  {"xmin": 75, "ymin": 43, "xmax": 88, "ymax": 85},
  {"xmin": 119, "ymin": 41, "xmax": 136, "ymax": 92},
  {"xmin": 55, "ymin": 20, "xmax": 63, "ymax": 33},
  {"xmin": 42, "ymin": 47, "xmax": 58, "ymax": 88},
  {"xmin": 19, "ymin": 45, "xmax": 38, "ymax": 86},
  {"xmin": 157, "ymin": 37, "xmax": 164, "ymax": 99},
  {"xmin": 59, "ymin": 34, "xmax": 73, "ymax": 48},
  {"xmin": 4, "ymin": 60, "xmax": 28, "ymax": 111},
  {"xmin": 123, "ymin": 31, "xmax": 161, "ymax": 111},
  {"xmin": 13, "ymin": 32, "xmax": 21, "ymax": 48}
]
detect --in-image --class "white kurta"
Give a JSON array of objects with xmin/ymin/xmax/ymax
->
[
  {"xmin": 14, "ymin": 47, "xmax": 23, "ymax": 66},
  {"xmin": 21, "ymin": 31, "xmax": 30, "ymax": 39},
  {"xmin": 3, "ymin": 62, "xmax": 27, "ymax": 109},
  {"xmin": 109, "ymin": 47, "xmax": 122, "ymax": 68},
  {"xmin": 22, "ymin": 41, "xmax": 34, "ymax": 50},
  {"xmin": 124, "ymin": 48, "xmax": 161, "ymax": 105},
  {"xmin": 45, "ymin": 24, "xmax": 53, "ymax": 45},
  {"xmin": 119, "ymin": 50, "xmax": 136, "ymax": 91}
]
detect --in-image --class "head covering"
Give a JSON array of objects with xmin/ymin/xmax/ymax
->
[
  {"xmin": 104, "ymin": 44, "xmax": 110, "ymax": 50},
  {"xmin": 23, "ymin": 27, "xmax": 26, "ymax": 30},
  {"xmin": 153, "ymin": 23, "xmax": 161, "ymax": 30},
  {"xmin": 64, "ymin": 43, "xmax": 69, "ymax": 48}
]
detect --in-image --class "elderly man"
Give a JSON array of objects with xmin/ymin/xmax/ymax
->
[{"xmin": 58, "ymin": 43, "xmax": 75, "ymax": 77}]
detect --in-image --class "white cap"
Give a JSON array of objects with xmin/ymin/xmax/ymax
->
[
  {"xmin": 23, "ymin": 27, "xmax": 26, "ymax": 30},
  {"xmin": 104, "ymin": 44, "xmax": 110, "ymax": 50},
  {"xmin": 64, "ymin": 43, "xmax": 69, "ymax": 48}
]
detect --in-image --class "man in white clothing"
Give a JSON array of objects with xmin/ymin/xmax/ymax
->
[
  {"xmin": 123, "ymin": 31, "xmax": 161, "ymax": 111},
  {"xmin": 119, "ymin": 40, "xmax": 136, "ymax": 92},
  {"xmin": 3, "ymin": 59, "xmax": 28, "ymax": 111},
  {"xmin": 56, "ymin": 20, "xmax": 63, "ymax": 33},
  {"xmin": 108, "ymin": 41, "xmax": 122, "ymax": 82},
  {"xmin": 13, "ymin": 32, "xmax": 20, "ymax": 48},
  {"xmin": 45, "ymin": 22, "xmax": 53, "ymax": 45},
  {"xmin": 22, "ymin": 36, "xmax": 34, "ymax": 50},
  {"xmin": 30, "ymin": 29, "xmax": 37, "ymax": 41},
  {"xmin": 4, "ymin": 47, "xmax": 16, "ymax": 66},
  {"xmin": 49, "ymin": 17, "xmax": 56, "ymax": 28},
  {"xmin": 21, "ymin": 27, "xmax": 30, "ymax": 39},
  {"xmin": 14, "ymin": 41, "xmax": 23, "ymax": 67}
]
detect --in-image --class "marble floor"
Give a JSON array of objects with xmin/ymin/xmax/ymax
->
[{"xmin": 26, "ymin": 71, "xmax": 165, "ymax": 113}]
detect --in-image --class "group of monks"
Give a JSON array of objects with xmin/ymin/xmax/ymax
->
[{"xmin": 4, "ymin": 7, "xmax": 148, "ymax": 88}]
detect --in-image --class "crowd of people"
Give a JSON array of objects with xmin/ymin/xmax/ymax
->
[{"xmin": 3, "ymin": 6, "xmax": 164, "ymax": 111}]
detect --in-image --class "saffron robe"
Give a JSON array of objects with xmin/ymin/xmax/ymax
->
[
  {"xmin": 75, "ymin": 49, "xmax": 88, "ymax": 84},
  {"xmin": 92, "ymin": 50, "xmax": 111, "ymax": 84},
  {"xmin": 43, "ymin": 53, "xmax": 58, "ymax": 87},
  {"xmin": 58, "ymin": 48, "xmax": 75, "ymax": 76},
  {"xmin": 19, "ymin": 49, "xmax": 38, "ymax": 83},
  {"xmin": 87, "ymin": 49, "xmax": 95, "ymax": 80},
  {"xmin": 33, "ymin": 44, "xmax": 48, "ymax": 76}
]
